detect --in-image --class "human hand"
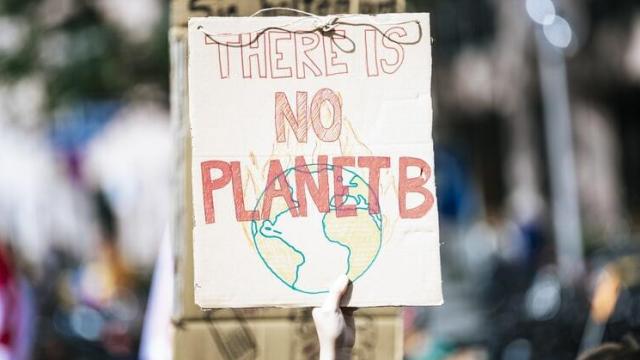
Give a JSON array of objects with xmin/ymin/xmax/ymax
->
[{"xmin": 312, "ymin": 275, "xmax": 356, "ymax": 360}]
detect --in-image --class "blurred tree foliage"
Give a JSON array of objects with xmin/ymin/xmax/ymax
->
[{"xmin": 0, "ymin": 0, "xmax": 169, "ymax": 112}]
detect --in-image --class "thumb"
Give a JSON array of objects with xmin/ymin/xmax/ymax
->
[{"xmin": 322, "ymin": 274, "xmax": 350, "ymax": 311}]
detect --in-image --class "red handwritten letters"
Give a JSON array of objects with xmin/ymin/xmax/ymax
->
[
  {"xmin": 199, "ymin": 23, "xmax": 434, "ymax": 225},
  {"xmin": 200, "ymin": 87, "xmax": 435, "ymax": 224},
  {"xmin": 201, "ymin": 154, "xmax": 434, "ymax": 224},
  {"xmin": 205, "ymin": 26, "xmax": 409, "ymax": 79}
]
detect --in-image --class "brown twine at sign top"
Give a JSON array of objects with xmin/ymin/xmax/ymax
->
[{"xmin": 196, "ymin": 7, "xmax": 423, "ymax": 54}]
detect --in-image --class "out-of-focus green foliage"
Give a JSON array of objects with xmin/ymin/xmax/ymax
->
[
  {"xmin": 0, "ymin": 0, "xmax": 40, "ymax": 14},
  {"xmin": 0, "ymin": 0, "xmax": 169, "ymax": 112}
]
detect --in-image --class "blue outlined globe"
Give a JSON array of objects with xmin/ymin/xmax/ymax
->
[{"xmin": 250, "ymin": 164, "xmax": 383, "ymax": 294}]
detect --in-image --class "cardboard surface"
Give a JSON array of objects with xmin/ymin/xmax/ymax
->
[
  {"xmin": 171, "ymin": 0, "xmax": 405, "ymax": 27},
  {"xmin": 188, "ymin": 13, "xmax": 441, "ymax": 308},
  {"xmin": 170, "ymin": 28, "xmax": 404, "ymax": 320},
  {"xmin": 173, "ymin": 311, "xmax": 402, "ymax": 359},
  {"xmin": 170, "ymin": 28, "xmax": 404, "ymax": 324},
  {"xmin": 169, "ymin": 27, "xmax": 202, "ymax": 320},
  {"xmin": 187, "ymin": 306, "xmax": 400, "ymax": 321}
]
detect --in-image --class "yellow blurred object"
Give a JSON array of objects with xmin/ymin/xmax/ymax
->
[
  {"xmin": 79, "ymin": 241, "xmax": 133, "ymax": 306},
  {"xmin": 590, "ymin": 265, "xmax": 621, "ymax": 324}
]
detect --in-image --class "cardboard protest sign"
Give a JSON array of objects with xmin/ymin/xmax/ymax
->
[{"xmin": 188, "ymin": 13, "xmax": 441, "ymax": 308}]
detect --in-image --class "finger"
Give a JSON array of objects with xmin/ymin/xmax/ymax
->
[
  {"xmin": 322, "ymin": 274, "xmax": 350, "ymax": 311},
  {"xmin": 342, "ymin": 307, "xmax": 358, "ymax": 316},
  {"xmin": 342, "ymin": 308, "xmax": 356, "ymax": 327},
  {"xmin": 344, "ymin": 310, "xmax": 355, "ymax": 329}
]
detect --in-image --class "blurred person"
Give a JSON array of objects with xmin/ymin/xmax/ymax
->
[
  {"xmin": 74, "ymin": 190, "xmax": 140, "ymax": 356},
  {"xmin": 81, "ymin": 102, "xmax": 172, "ymax": 270},
  {"xmin": 77, "ymin": 191, "xmax": 133, "ymax": 308},
  {"xmin": 577, "ymin": 254, "xmax": 640, "ymax": 357},
  {"xmin": 42, "ymin": 190, "xmax": 147, "ymax": 359}
]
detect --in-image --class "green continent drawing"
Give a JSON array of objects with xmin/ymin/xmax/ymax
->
[{"xmin": 250, "ymin": 164, "xmax": 382, "ymax": 294}]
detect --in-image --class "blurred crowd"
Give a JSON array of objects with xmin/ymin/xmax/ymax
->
[
  {"xmin": 403, "ymin": 0, "xmax": 640, "ymax": 359},
  {"xmin": 0, "ymin": 0, "xmax": 639, "ymax": 359},
  {"xmin": 0, "ymin": 0, "xmax": 170, "ymax": 358}
]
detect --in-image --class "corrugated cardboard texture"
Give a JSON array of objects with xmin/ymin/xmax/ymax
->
[
  {"xmin": 171, "ymin": 0, "xmax": 405, "ymax": 27},
  {"xmin": 169, "ymin": 26, "xmax": 201, "ymax": 320},
  {"xmin": 173, "ymin": 311, "xmax": 402, "ymax": 359}
]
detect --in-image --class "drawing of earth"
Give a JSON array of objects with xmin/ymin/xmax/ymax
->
[{"xmin": 250, "ymin": 164, "xmax": 383, "ymax": 294}]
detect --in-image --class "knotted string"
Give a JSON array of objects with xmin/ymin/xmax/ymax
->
[{"xmin": 196, "ymin": 7, "xmax": 422, "ymax": 54}]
